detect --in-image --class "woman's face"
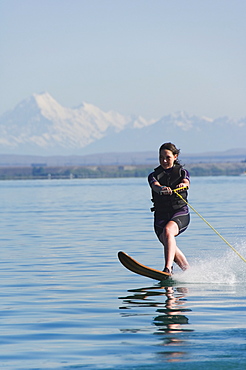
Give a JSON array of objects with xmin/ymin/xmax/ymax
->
[{"xmin": 159, "ymin": 149, "xmax": 178, "ymax": 170}]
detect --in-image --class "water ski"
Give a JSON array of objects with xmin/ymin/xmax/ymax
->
[{"xmin": 118, "ymin": 251, "xmax": 171, "ymax": 281}]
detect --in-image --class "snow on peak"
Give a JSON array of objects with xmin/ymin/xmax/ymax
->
[
  {"xmin": 32, "ymin": 93, "xmax": 134, "ymax": 132},
  {"xmin": 201, "ymin": 116, "xmax": 214, "ymax": 122},
  {"xmin": 33, "ymin": 92, "xmax": 68, "ymax": 120}
]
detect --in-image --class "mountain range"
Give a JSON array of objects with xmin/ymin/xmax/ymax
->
[{"xmin": 0, "ymin": 92, "xmax": 245, "ymax": 156}]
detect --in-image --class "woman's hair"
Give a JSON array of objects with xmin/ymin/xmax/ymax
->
[{"xmin": 159, "ymin": 142, "xmax": 180, "ymax": 164}]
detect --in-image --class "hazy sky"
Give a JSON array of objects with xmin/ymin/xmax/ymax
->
[{"xmin": 1, "ymin": 0, "xmax": 246, "ymax": 119}]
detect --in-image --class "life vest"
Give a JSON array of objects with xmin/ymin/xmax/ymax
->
[{"xmin": 151, "ymin": 164, "xmax": 188, "ymax": 213}]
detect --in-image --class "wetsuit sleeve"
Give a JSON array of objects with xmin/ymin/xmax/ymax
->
[
  {"xmin": 182, "ymin": 169, "xmax": 190, "ymax": 183},
  {"xmin": 148, "ymin": 171, "xmax": 157, "ymax": 187}
]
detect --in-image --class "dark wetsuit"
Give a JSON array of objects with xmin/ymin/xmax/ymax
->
[{"xmin": 148, "ymin": 166, "xmax": 190, "ymax": 239}]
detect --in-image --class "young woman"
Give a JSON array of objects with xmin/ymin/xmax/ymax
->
[{"xmin": 148, "ymin": 142, "xmax": 190, "ymax": 275}]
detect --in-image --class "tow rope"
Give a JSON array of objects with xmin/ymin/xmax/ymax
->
[{"xmin": 173, "ymin": 186, "xmax": 246, "ymax": 263}]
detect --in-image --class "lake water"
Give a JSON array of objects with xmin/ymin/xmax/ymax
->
[{"xmin": 0, "ymin": 176, "xmax": 245, "ymax": 370}]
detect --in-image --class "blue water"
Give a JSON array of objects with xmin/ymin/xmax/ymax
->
[{"xmin": 0, "ymin": 176, "xmax": 245, "ymax": 369}]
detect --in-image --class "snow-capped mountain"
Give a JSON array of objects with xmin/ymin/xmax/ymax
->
[
  {"xmin": 83, "ymin": 111, "xmax": 246, "ymax": 154},
  {"xmin": 0, "ymin": 92, "xmax": 153, "ymax": 155},
  {"xmin": 0, "ymin": 92, "xmax": 245, "ymax": 155}
]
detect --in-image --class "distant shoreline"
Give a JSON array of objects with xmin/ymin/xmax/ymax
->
[{"xmin": 0, "ymin": 162, "xmax": 245, "ymax": 180}]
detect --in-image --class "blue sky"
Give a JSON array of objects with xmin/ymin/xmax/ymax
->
[{"xmin": 1, "ymin": 0, "xmax": 246, "ymax": 119}]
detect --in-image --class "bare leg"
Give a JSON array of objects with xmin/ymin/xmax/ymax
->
[
  {"xmin": 159, "ymin": 220, "xmax": 189, "ymax": 272},
  {"xmin": 174, "ymin": 247, "xmax": 189, "ymax": 270},
  {"xmin": 159, "ymin": 221, "xmax": 177, "ymax": 271}
]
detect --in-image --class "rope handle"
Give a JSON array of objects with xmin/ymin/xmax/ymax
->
[{"xmin": 173, "ymin": 185, "xmax": 189, "ymax": 193}]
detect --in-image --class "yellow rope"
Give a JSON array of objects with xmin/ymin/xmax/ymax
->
[{"xmin": 173, "ymin": 187, "xmax": 246, "ymax": 263}]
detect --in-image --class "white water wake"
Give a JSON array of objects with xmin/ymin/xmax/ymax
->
[{"xmin": 175, "ymin": 240, "xmax": 246, "ymax": 285}]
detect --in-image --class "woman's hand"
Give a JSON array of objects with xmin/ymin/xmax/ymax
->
[
  {"xmin": 175, "ymin": 182, "xmax": 189, "ymax": 192},
  {"xmin": 159, "ymin": 186, "xmax": 172, "ymax": 195}
]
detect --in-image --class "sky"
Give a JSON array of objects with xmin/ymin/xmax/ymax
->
[{"xmin": 1, "ymin": 0, "xmax": 246, "ymax": 120}]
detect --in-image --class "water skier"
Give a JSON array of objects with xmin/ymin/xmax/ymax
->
[{"xmin": 148, "ymin": 142, "xmax": 190, "ymax": 275}]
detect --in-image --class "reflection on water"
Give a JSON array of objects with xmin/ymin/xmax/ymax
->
[{"xmin": 119, "ymin": 282, "xmax": 193, "ymax": 363}]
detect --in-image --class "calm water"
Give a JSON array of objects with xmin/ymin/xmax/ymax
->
[{"xmin": 0, "ymin": 176, "xmax": 245, "ymax": 370}]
